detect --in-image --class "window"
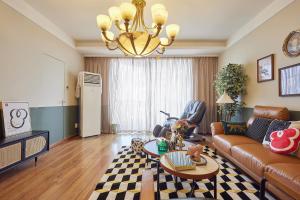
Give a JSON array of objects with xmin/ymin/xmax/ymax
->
[{"xmin": 109, "ymin": 58, "xmax": 193, "ymax": 132}]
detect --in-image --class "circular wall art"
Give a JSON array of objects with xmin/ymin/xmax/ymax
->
[{"xmin": 283, "ymin": 29, "xmax": 300, "ymax": 57}]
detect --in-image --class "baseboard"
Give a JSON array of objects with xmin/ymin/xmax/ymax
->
[{"xmin": 50, "ymin": 135, "xmax": 78, "ymax": 149}]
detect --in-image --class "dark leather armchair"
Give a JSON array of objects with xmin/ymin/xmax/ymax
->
[{"xmin": 153, "ymin": 100, "xmax": 206, "ymax": 140}]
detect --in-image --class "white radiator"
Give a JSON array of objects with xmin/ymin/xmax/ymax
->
[{"xmin": 79, "ymin": 72, "xmax": 102, "ymax": 137}]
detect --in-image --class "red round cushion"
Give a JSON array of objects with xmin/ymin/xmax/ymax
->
[{"xmin": 270, "ymin": 128, "xmax": 300, "ymax": 155}]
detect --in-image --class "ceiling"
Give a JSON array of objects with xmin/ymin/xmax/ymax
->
[
  {"xmin": 25, "ymin": 0, "xmax": 274, "ymax": 41},
  {"xmin": 17, "ymin": 0, "xmax": 286, "ymax": 56}
]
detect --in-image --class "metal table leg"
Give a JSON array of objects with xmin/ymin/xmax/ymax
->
[
  {"xmin": 260, "ymin": 178, "xmax": 266, "ymax": 200},
  {"xmin": 147, "ymin": 156, "xmax": 160, "ymax": 200},
  {"xmin": 174, "ymin": 176, "xmax": 178, "ymax": 191},
  {"xmin": 146, "ymin": 154, "xmax": 149, "ymax": 166},
  {"xmin": 188, "ymin": 180, "xmax": 196, "ymax": 198},
  {"xmin": 156, "ymin": 161, "xmax": 160, "ymax": 200},
  {"xmin": 35, "ymin": 157, "xmax": 38, "ymax": 167},
  {"xmin": 213, "ymin": 175, "xmax": 217, "ymax": 199}
]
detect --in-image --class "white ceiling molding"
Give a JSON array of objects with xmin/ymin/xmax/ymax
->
[
  {"xmin": 76, "ymin": 40, "xmax": 226, "ymax": 57},
  {"xmin": 75, "ymin": 40, "xmax": 227, "ymax": 49},
  {"xmin": 2, "ymin": 0, "xmax": 75, "ymax": 48},
  {"xmin": 2, "ymin": 0, "xmax": 294, "ymax": 56},
  {"xmin": 227, "ymin": 0, "xmax": 294, "ymax": 47}
]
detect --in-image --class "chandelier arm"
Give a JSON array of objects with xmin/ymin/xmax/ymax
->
[
  {"xmin": 105, "ymin": 42, "xmax": 119, "ymax": 50},
  {"xmin": 132, "ymin": 14, "xmax": 138, "ymax": 31},
  {"xmin": 137, "ymin": 8, "xmax": 142, "ymax": 31},
  {"xmin": 116, "ymin": 38, "xmax": 136, "ymax": 56},
  {"xmin": 144, "ymin": 23, "xmax": 156, "ymax": 31},
  {"xmin": 129, "ymin": 34, "xmax": 139, "ymax": 55},
  {"xmin": 151, "ymin": 25, "xmax": 162, "ymax": 38},
  {"xmin": 102, "ymin": 31, "xmax": 117, "ymax": 42},
  {"xmin": 124, "ymin": 20, "xmax": 130, "ymax": 32},
  {"xmin": 156, "ymin": 48, "xmax": 165, "ymax": 55},
  {"xmin": 140, "ymin": 8, "xmax": 151, "ymax": 31},
  {"xmin": 159, "ymin": 37, "xmax": 175, "ymax": 47},
  {"xmin": 140, "ymin": 34, "xmax": 152, "ymax": 55},
  {"xmin": 114, "ymin": 21, "xmax": 125, "ymax": 31}
]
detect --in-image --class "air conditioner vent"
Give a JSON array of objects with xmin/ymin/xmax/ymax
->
[{"xmin": 84, "ymin": 73, "xmax": 101, "ymax": 85}]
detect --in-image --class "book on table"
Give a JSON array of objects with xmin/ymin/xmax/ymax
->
[{"xmin": 165, "ymin": 151, "xmax": 196, "ymax": 171}]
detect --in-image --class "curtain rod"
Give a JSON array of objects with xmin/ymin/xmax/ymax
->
[{"xmin": 84, "ymin": 56, "xmax": 219, "ymax": 59}]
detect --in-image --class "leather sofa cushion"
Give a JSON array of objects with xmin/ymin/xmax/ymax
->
[
  {"xmin": 231, "ymin": 144, "xmax": 300, "ymax": 177},
  {"xmin": 247, "ymin": 106, "xmax": 289, "ymax": 127},
  {"xmin": 213, "ymin": 135, "xmax": 258, "ymax": 154},
  {"xmin": 265, "ymin": 163, "xmax": 300, "ymax": 200},
  {"xmin": 253, "ymin": 106, "xmax": 289, "ymax": 121},
  {"xmin": 245, "ymin": 118, "xmax": 273, "ymax": 143}
]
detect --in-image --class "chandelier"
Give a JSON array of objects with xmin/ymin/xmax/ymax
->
[{"xmin": 96, "ymin": 0, "xmax": 180, "ymax": 57}]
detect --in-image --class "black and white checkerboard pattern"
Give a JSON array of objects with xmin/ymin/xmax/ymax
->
[{"xmin": 89, "ymin": 146, "xmax": 275, "ymax": 200}]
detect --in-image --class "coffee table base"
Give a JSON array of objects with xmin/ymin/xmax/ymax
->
[
  {"xmin": 146, "ymin": 155, "xmax": 160, "ymax": 200},
  {"xmin": 146, "ymin": 155, "xmax": 218, "ymax": 200},
  {"xmin": 174, "ymin": 176, "xmax": 217, "ymax": 199}
]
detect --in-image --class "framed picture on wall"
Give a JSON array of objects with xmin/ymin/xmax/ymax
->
[
  {"xmin": 279, "ymin": 63, "xmax": 300, "ymax": 97},
  {"xmin": 282, "ymin": 29, "xmax": 300, "ymax": 57},
  {"xmin": 0, "ymin": 101, "xmax": 32, "ymax": 137},
  {"xmin": 257, "ymin": 54, "xmax": 274, "ymax": 82}
]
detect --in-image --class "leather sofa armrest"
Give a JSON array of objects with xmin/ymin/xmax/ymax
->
[{"xmin": 211, "ymin": 122, "xmax": 225, "ymax": 136}]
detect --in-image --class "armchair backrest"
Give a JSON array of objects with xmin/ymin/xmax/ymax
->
[
  {"xmin": 180, "ymin": 100, "xmax": 206, "ymax": 125},
  {"xmin": 247, "ymin": 105, "xmax": 289, "ymax": 127}
]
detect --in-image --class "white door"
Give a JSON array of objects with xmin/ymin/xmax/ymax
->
[
  {"xmin": 39, "ymin": 54, "xmax": 65, "ymax": 107},
  {"xmin": 36, "ymin": 54, "xmax": 65, "ymax": 143}
]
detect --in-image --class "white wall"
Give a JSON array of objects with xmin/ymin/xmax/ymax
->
[
  {"xmin": 0, "ymin": 2, "xmax": 83, "ymax": 107},
  {"xmin": 219, "ymin": 0, "xmax": 300, "ymax": 111}
]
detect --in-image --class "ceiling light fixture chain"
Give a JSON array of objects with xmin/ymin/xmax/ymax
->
[{"xmin": 97, "ymin": 0, "xmax": 180, "ymax": 57}]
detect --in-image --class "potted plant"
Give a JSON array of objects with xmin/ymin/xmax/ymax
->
[{"xmin": 214, "ymin": 63, "xmax": 248, "ymax": 121}]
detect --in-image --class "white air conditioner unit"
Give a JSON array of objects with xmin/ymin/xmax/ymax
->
[{"xmin": 80, "ymin": 72, "xmax": 102, "ymax": 137}]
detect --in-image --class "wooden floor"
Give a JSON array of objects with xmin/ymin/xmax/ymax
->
[
  {"xmin": 0, "ymin": 134, "xmax": 211, "ymax": 200},
  {"xmin": 0, "ymin": 134, "xmax": 138, "ymax": 200}
]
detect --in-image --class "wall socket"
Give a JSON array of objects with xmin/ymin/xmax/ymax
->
[{"xmin": 74, "ymin": 123, "xmax": 78, "ymax": 129}]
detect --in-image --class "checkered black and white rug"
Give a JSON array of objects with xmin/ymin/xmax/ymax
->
[{"xmin": 89, "ymin": 146, "xmax": 274, "ymax": 200}]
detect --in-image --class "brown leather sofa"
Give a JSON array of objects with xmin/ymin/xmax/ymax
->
[{"xmin": 211, "ymin": 106, "xmax": 300, "ymax": 200}]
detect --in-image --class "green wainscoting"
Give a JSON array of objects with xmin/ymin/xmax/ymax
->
[
  {"xmin": 30, "ymin": 105, "xmax": 79, "ymax": 144},
  {"xmin": 232, "ymin": 107, "xmax": 300, "ymax": 122}
]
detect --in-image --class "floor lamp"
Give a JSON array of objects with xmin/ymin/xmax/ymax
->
[{"xmin": 216, "ymin": 92, "xmax": 234, "ymax": 121}]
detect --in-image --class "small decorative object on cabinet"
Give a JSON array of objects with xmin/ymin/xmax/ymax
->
[
  {"xmin": 0, "ymin": 101, "xmax": 32, "ymax": 137},
  {"xmin": 257, "ymin": 54, "xmax": 274, "ymax": 82},
  {"xmin": 283, "ymin": 29, "xmax": 300, "ymax": 57},
  {"xmin": 0, "ymin": 131, "xmax": 49, "ymax": 173},
  {"xmin": 279, "ymin": 63, "xmax": 300, "ymax": 96}
]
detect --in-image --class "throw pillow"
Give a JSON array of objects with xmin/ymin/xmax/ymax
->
[
  {"xmin": 289, "ymin": 121, "xmax": 300, "ymax": 129},
  {"xmin": 263, "ymin": 120, "xmax": 291, "ymax": 145},
  {"xmin": 221, "ymin": 121, "xmax": 247, "ymax": 135},
  {"xmin": 289, "ymin": 121, "xmax": 300, "ymax": 157},
  {"xmin": 270, "ymin": 128, "xmax": 300, "ymax": 155},
  {"xmin": 245, "ymin": 118, "xmax": 273, "ymax": 143}
]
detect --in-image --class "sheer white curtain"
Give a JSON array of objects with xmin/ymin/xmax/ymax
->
[{"xmin": 109, "ymin": 57, "xmax": 193, "ymax": 132}]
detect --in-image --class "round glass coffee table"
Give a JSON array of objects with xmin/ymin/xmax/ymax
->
[
  {"xmin": 160, "ymin": 152, "xmax": 219, "ymax": 199},
  {"xmin": 143, "ymin": 140, "xmax": 193, "ymax": 200},
  {"xmin": 143, "ymin": 139, "xmax": 193, "ymax": 158}
]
